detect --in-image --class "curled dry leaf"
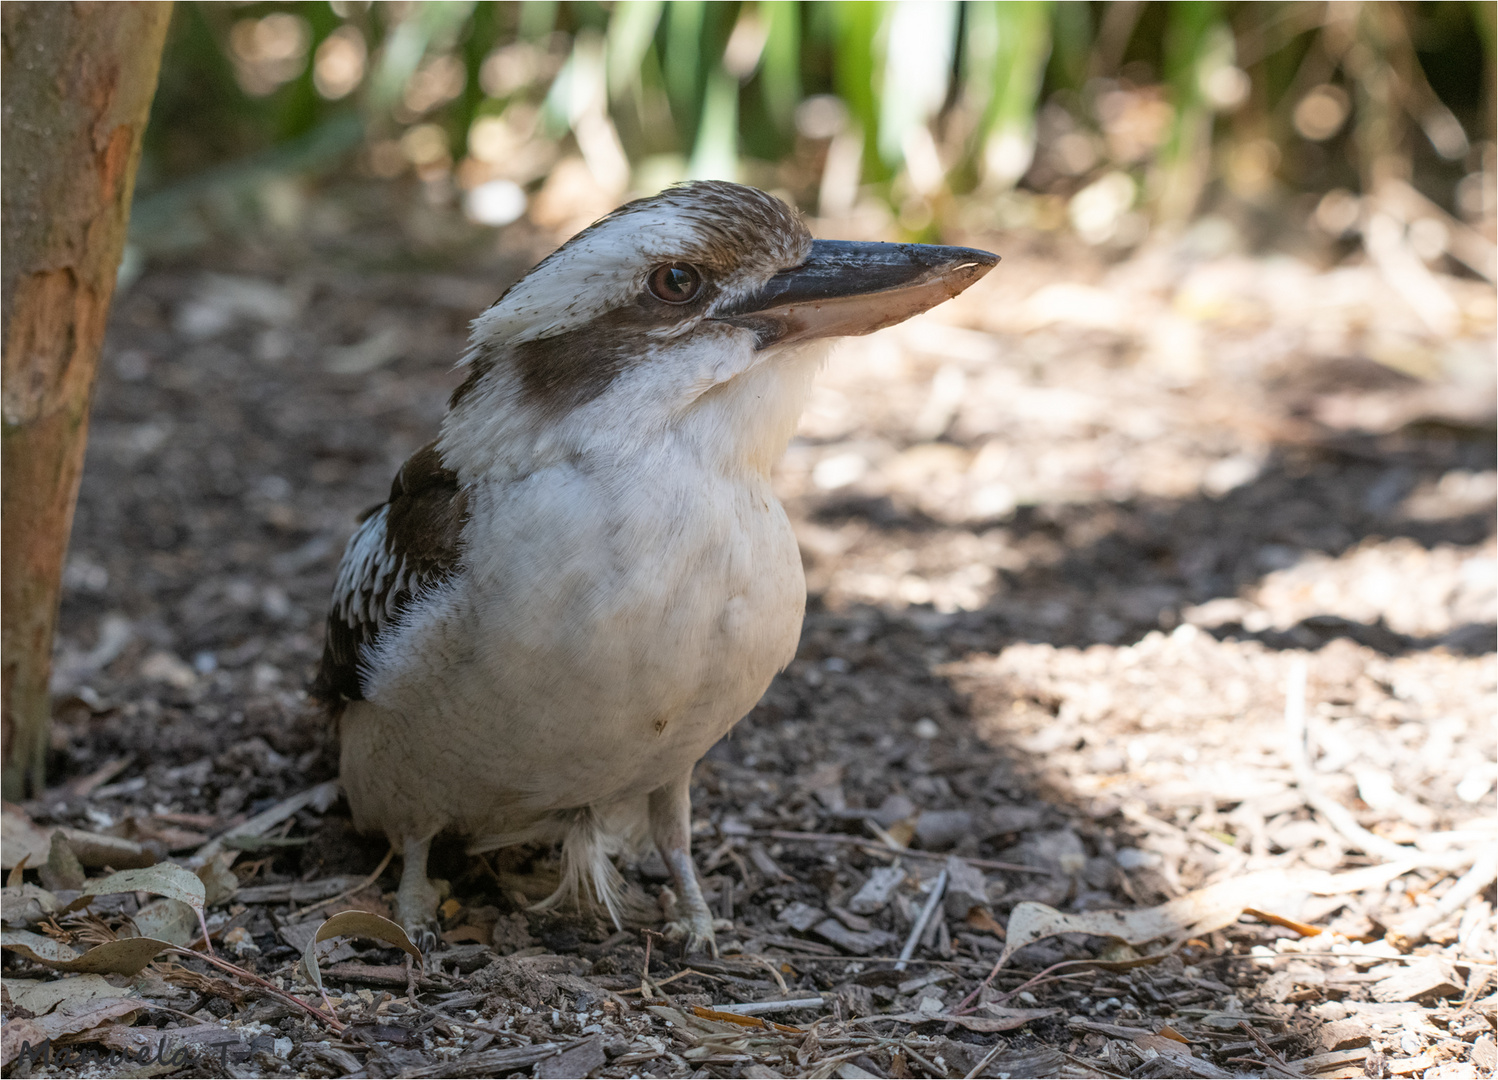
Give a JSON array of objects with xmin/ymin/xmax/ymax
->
[
  {"xmin": 78, "ymin": 863, "xmax": 206, "ymax": 917},
  {"xmin": 2, "ymin": 807, "xmax": 154, "ymax": 870},
  {"xmin": 1, "ymin": 996, "xmax": 143, "ymax": 1067},
  {"xmin": 1, "ymin": 929, "xmax": 176, "ymax": 975},
  {"xmin": 130, "ymin": 897, "xmax": 200, "ymax": 947},
  {"xmin": 195, "ymin": 850, "xmax": 239, "ymax": 908},
  {"xmin": 70, "ymin": 861, "xmax": 211, "ymax": 949},
  {"xmin": 296, "ymin": 909, "xmax": 423, "ymax": 994},
  {"xmin": 7, "ymin": 972, "xmax": 131, "ymax": 1014},
  {"xmin": 0, "ymin": 884, "xmax": 59, "ymax": 928},
  {"xmin": 999, "ymin": 864, "xmax": 1418, "ymax": 968},
  {"xmin": 1, "ymin": 805, "xmax": 53, "ymax": 870}
]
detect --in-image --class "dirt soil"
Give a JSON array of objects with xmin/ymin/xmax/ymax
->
[{"xmin": 5, "ymin": 179, "xmax": 1496, "ymax": 1079}]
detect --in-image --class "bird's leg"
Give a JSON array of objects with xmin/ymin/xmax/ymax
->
[
  {"xmin": 649, "ymin": 776, "xmax": 729, "ymax": 956},
  {"xmin": 394, "ymin": 834, "xmax": 441, "ymax": 955}
]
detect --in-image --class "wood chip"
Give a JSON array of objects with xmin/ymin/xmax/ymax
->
[
  {"xmin": 1370, "ymin": 957, "xmax": 1465, "ymax": 1003},
  {"xmin": 1386, "ymin": 1054, "xmax": 1434, "ymax": 1075},
  {"xmin": 535, "ymin": 1035, "xmax": 606, "ymax": 1079},
  {"xmin": 398, "ymin": 1040, "xmax": 574, "ymax": 1078},
  {"xmin": 1318, "ymin": 1019, "xmax": 1372, "ymax": 1051},
  {"xmin": 848, "ymin": 865, "xmax": 906, "ymax": 915},
  {"xmin": 233, "ymin": 876, "xmax": 364, "ymax": 904},
  {"xmin": 777, "ymin": 901, "xmax": 825, "ymax": 933},
  {"xmin": 810, "ymin": 918, "xmax": 896, "ymax": 956}
]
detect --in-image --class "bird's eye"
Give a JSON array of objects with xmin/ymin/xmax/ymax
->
[{"xmin": 647, "ymin": 263, "xmax": 702, "ymax": 304}]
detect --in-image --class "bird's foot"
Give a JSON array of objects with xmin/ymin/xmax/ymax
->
[
  {"xmin": 661, "ymin": 909, "xmax": 732, "ymax": 957},
  {"xmin": 404, "ymin": 920, "xmax": 440, "ymax": 957},
  {"xmin": 394, "ymin": 863, "xmax": 442, "ymax": 957}
]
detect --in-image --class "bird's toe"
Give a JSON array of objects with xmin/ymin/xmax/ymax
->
[
  {"xmin": 663, "ymin": 913, "xmax": 732, "ymax": 957},
  {"xmin": 411, "ymin": 923, "xmax": 440, "ymax": 957}
]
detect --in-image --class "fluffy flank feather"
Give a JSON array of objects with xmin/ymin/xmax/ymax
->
[{"xmin": 528, "ymin": 807, "xmax": 657, "ymax": 929}]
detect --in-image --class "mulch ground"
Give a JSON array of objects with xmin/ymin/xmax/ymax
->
[{"xmin": 4, "ymin": 177, "xmax": 1494, "ymax": 1079}]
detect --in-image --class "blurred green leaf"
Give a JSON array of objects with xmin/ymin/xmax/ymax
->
[
  {"xmin": 877, "ymin": 1, "xmax": 959, "ymax": 171},
  {"xmin": 606, "ymin": 0, "xmax": 663, "ymax": 100},
  {"xmin": 368, "ymin": 1, "xmax": 475, "ymax": 115},
  {"xmin": 759, "ymin": 0, "xmax": 802, "ymax": 135},
  {"xmin": 136, "ymin": 1, "xmax": 1490, "ymax": 245}
]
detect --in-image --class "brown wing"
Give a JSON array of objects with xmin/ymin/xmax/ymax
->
[{"xmin": 311, "ymin": 441, "xmax": 469, "ymax": 704}]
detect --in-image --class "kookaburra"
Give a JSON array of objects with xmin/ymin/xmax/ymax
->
[{"xmin": 313, "ymin": 181, "xmax": 996, "ymax": 952}]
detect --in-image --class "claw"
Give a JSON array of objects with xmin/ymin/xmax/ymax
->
[
  {"xmin": 662, "ymin": 912, "xmax": 732, "ymax": 956},
  {"xmin": 411, "ymin": 923, "xmax": 440, "ymax": 957}
]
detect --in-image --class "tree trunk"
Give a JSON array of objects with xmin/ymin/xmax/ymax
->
[{"xmin": 2, "ymin": 2, "xmax": 172, "ymax": 799}]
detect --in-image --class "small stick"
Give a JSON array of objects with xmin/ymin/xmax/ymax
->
[
  {"xmin": 742, "ymin": 952, "xmax": 790, "ymax": 995},
  {"xmin": 895, "ymin": 868, "xmax": 947, "ymax": 972},
  {"xmin": 291, "ymin": 845, "xmax": 394, "ymax": 920},
  {"xmin": 1237, "ymin": 1020, "xmax": 1303, "ymax": 1078},
  {"xmin": 618, "ymin": 968, "xmax": 718, "ymax": 995},
  {"xmin": 168, "ymin": 945, "xmax": 343, "ymax": 1033},
  {"xmin": 1283, "ymin": 658, "xmax": 1473, "ymax": 871},
  {"xmin": 1389, "ymin": 850, "xmax": 1498, "ymax": 945},
  {"xmin": 953, "ymin": 956, "xmax": 1079, "ymax": 1014},
  {"xmin": 755, "ymin": 831, "xmax": 1053, "ymax": 875},
  {"xmin": 714, "ymin": 997, "xmax": 824, "ymax": 1016},
  {"xmin": 963, "ymin": 1040, "xmax": 1007, "ymax": 1080},
  {"xmin": 194, "ymin": 780, "xmax": 338, "ymax": 861},
  {"xmin": 902, "ymin": 1043, "xmax": 945, "ymax": 1076}
]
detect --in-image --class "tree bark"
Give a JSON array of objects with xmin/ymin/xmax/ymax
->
[{"xmin": 2, "ymin": 2, "xmax": 172, "ymax": 798}]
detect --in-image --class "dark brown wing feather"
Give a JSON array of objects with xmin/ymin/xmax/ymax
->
[{"xmin": 311, "ymin": 441, "xmax": 469, "ymax": 704}]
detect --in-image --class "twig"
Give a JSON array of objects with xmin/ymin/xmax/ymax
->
[
  {"xmin": 954, "ymin": 957, "xmax": 1085, "ymax": 1014},
  {"xmin": 896, "ymin": 868, "xmax": 947, "ymax": 971},
  {"xmin": 194, "ymin": 780, "xmax": 339, "ymax": 861},
  {"xmin": 618, "ymin": 967, "xmax": 718, "ymax": 995},
  {"xmin": 1060, "ymin": 1049, "xmax": 1131, "ymax": 1078},
  {"xmin": 1389, "ymin": 850, "xmax": 1498, "ymax": 946},
  {"xmin": 1283, "ymin": 658, "xmax": 1474, "ymax": 871},
  {"xmin": 431, "ymin": 1013, "xmax": 518, "ymax": 1039},
  {"xmin": 742, "ymin": 952, "xmax": 791, "ymax": 995},
  {"xmin": 291, "ymin": 845, "xmax": 394, "ymax": 919},
  {"xmin": 963, "ymin": 1040, "xmax": 1007, "ymax": 1080},
  {"xmin": 715, "ymin": 997, "xmax": 824, "ymax": 1016},
  {"xmin": 755, "ymin": 830, "xmax": 1053, "ymax": 875},
  {"xmin": 167, "ymin": 945, "xmax": 343, "ymax": 1033},
  {"xmin": 902, "ymin": 1042, "xmax": 945, "ymax": 1076},
  {"xmin": 1237, "ymin": 1020, "xmax": 1304, "ymax": 1078}
]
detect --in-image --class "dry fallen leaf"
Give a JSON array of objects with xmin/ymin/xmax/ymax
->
[
  {"xmin": 1, "ymin": 805, "xmax": 53, "ymax": 870},
  {"xmin": 297, "ymin": 909, "xmax": 423, "ymax": 994},
  {"xmin": 690, "ymin": 1005, "xmax": 802, "ymax": 1033},
  {"xmin": 130, "ymin": 897, "xmax": 200, "ymax": 947},
  {"xmin": 6, "ymin": 973, "xmax": 130, "ymax": 1015},
  {"xmin": 0, "ymin": 884, "xmax": 59, "ymax": 928},
  {"xmin": 0, "ymin": 996, "xmax": 143, "ymax": 1066},
  {"xmin": 70, "ymin": 861, "xmax": 212, "ymax": 950},
  {"xmin": 1, "ymin": 929, "xmax": 177, "ymax": 975},
  {"xmin": 2, "ymin": 807, "xmax": 154, "ymax": 870},
  {"xmin": 195, "ymin": 851, "xmax": 240, "ymax": 908},
  {"xmin": 966, "ymin": 907, "xmax": 1007, "ymax": 939},
  {"xmin": 77, "ymin": 863, "xmax": 206, "ymax": 918},
  {"xmin": 999, "ymin": 864, "xmax": 1418, "ymax": 968}
]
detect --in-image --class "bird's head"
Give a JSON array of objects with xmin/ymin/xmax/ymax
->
[{"xmin": 440, "ymin": 181, "xmax": 996, "ymax": 478}]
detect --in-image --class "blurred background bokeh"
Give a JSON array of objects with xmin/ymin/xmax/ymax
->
[{"xmin": 132, "ymin": 0, "xmax": 1495, "ymax": 264}]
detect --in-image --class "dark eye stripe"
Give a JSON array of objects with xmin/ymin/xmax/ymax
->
[{"xmin": 648, "ymin": 263, "xmax": 702, "ymax": 304}]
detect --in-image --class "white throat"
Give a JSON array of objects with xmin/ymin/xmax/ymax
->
[{"xmin": 436, "ymin": 337, "xmax": 829, "ymax": 486}]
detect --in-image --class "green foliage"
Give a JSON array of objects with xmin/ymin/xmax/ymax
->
[{"xmin": 139, "ymin": 1, "xmax": 1494, "ymax": 234}]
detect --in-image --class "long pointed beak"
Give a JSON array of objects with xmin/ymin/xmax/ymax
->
[{"xmin": 713, "ymin": 239, "xmax": 999, "ymax": 348}]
